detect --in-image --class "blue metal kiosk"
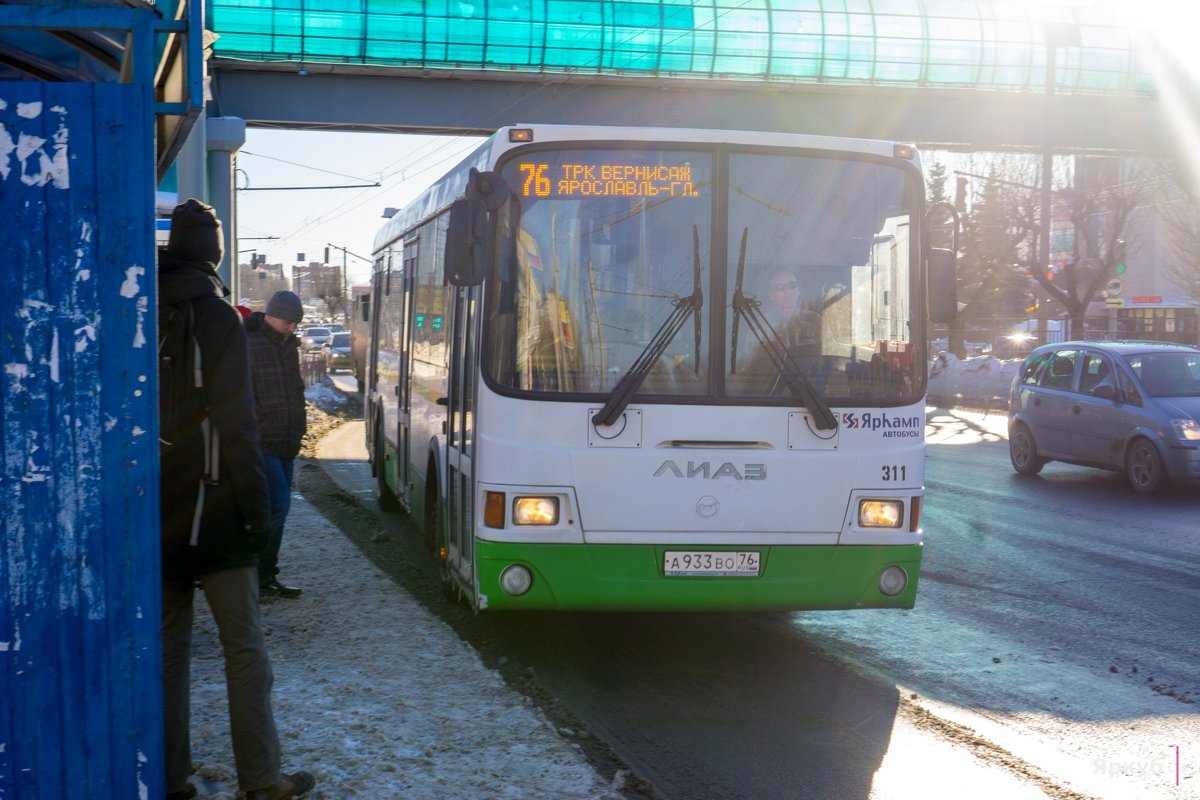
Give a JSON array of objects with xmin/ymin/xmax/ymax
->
[{"xmin": 0, "ymin": 2, "xmax": 203, "ymax": 797}]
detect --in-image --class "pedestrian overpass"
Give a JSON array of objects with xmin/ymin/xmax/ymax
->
[{"xmin": 204, "ymin": 0, "xmax": 1196, "ymax": 155}]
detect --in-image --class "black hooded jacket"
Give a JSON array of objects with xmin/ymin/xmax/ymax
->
[{"xmin": 158, "ymin": 250, "xmax": 272, "ymax": 579}]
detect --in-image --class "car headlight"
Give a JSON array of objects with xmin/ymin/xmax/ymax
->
[
  {"xmin": 1171, "ymin": 419, "xmax": 1200, "ymax": 442},
  {"xmin": 858, "ymin": 499, "xmax": 904, "ymax": 528},
  {"xmin": 513, "ymin": 496, "xmax": 559, "ymax": 526}
]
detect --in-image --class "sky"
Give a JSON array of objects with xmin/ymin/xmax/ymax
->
[{"xmin": 233, "ymin": 130, "xmax": 484, "ymax": 286}]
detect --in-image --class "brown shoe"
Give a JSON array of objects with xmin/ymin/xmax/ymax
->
[{"xmin": 245, "ymin": 771, "xmax": 315, "ymax": 800}]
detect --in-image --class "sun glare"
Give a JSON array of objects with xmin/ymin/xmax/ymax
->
[{"xmin": 1116, "ymin": 0, "xmax": 1200, "ymax": 190}]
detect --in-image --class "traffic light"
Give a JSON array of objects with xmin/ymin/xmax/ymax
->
[{"xmin": 1112, "ymin": 239, "xmax": 1126, "ymax": 274}]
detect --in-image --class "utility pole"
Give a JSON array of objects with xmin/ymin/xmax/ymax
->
[
  {"xmin": 326, "ymin": 243, "xmax": 371, "ymax": 323},
  {"xmin": 1041, "ymin": 22, "xmax": 1080, "ymax": 339}
]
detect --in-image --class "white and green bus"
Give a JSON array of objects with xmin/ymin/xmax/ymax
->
[{"xmin": 365, "ymin": 124, "xmax": 956, "ymax": 611}]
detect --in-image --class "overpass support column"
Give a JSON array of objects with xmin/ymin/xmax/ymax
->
[
  {"xmin": 175, "ymin": 114, "xmax": 207, "ymax": 205},
  {"xmin": 205, "ymin": 116, "xmax": 246, "ymax": 295}
]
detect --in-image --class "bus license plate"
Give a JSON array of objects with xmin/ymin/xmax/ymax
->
[{"xmin": 663, "ymin": 551, "xmax": 760, "ymax": 577}]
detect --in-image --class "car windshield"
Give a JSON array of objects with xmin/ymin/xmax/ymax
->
[
  {"xmin": 331, "ymin": 332, "xmax": 351, "ymax": 346},
  {"xmin": 1127, "ymin": 352, "xmax": 1200, "ymax": 397},
  {"xmin": 305, "ymin": 327, "xmax": 330, "ymax": 337}
]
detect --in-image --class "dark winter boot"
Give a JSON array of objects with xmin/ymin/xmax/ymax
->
[
  {"xmin": 245, "ymin": 770, "xmax": 315, "ymax": 799},
  {"xmin": 165, "ymin": 783, "xmax": 197, "ymax": 800}
]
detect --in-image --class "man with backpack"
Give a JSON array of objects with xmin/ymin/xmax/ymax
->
[
  {"xmin": 159, "ymin": 198, "xmax": 314, "ymax": 800},
  {"xmin": 244, "ymin": 290, "xmax": 308, "ymax": 599}
]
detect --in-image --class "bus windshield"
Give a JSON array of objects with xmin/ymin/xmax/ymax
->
[{"xmin": 485, "ymin": 146, "xmax": 922, "ymax": 406}]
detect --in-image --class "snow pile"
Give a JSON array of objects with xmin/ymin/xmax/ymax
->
[
  {"xmin": 182, "ymin": 495, "xmax": 625, "ymax": 800},
  {"xmin": 304, "ymin": 380, "xmax": 352, "ymax": 412},
  {"xmin": 927, "ymin": 352, "xmax": 1021, "ymax": 410}
]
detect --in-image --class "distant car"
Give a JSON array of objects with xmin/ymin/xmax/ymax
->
[
  {"xmin": 324, "ymin": 331, "xmax": 352, "ymax": 372},
  {"xmin": 325, "ymin": 322, "xmax": 346, "ymax": 333},
  {"xmin": 1008, "ymin": 340, "xmax": 1200, "ymax": 494},
  {"xmin": 301, "ymin": 326, "xmax": 331, "ymax": 351}
]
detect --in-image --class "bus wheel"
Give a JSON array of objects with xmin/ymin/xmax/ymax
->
[
  {"xmin": 1126, "ymin": 439, "xmax": 1166, "ymax": 495},
  {"xmin": 425, "ymin": 478, "xmax": 463, "ymax": 605},
  {"xmin": 440, "ymin": 562, "xmax": 463, "ymax": 605},
  {"xmin": 423, "ymin": 465, "xmax": 440, "ymax": 554},
  {"xmin": 375, "ymin": 425, "xmax": 400, "ymax": 511}
]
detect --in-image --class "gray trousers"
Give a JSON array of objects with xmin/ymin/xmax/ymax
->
[{"xmin": 162, "ymin": 566, "xmax": 281, "ymax": 793}]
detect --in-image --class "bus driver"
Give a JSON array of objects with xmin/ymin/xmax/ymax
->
[{"xmin": 766, "ymin": 268, "xmax": 821, "ymax": 356}]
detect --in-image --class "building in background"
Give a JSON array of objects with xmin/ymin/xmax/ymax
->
[
  {"xmin": 238, "ymin": 257, "xmax": 288, "ymax": 310},
  {"xmin": 292, "ymin": 260, "xmax": 347, "ymax": 320},
  {"xmin": 1079, "ymin": 156, "xmax": 1199, "ymax": 344}
]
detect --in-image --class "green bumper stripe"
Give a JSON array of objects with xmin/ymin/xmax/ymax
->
[{"xmin": 476, "ymin": 541, "xmax": 922, "ymax": 611}]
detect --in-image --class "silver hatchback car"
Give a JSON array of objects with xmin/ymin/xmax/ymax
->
[{"xmin": 1008, "ymin": 341, "xmax": 1200, "ymax": 494}]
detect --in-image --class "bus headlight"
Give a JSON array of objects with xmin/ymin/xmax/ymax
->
[
  {"xmin": 513, "ymin": 496, "xmax": 559, "ymax": 525},
  {"xmin": 500, "ymin": 565, "xmax": 533, "ymax": 596},
  {"xmin": 858, "ymin": 499, "xmax": 904, "ymax": 528}
]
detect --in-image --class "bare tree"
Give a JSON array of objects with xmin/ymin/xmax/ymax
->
[
  {"xmin": 1029, "ymin": 158, "xmax": 1151, "ymax": 338},
  {"xmin": 301, "ymin": 265, "xmax": 345, "ymax": 321},
  {"xmin": 317, "ymin": 285, "xmax": 346, "ymax": 321},
  {"xmin": 1154, "ymin": 162, "xmax": 1200, "ymax": 303},
  {"xmin": 937, "ymin": 155, "xmax": 1040, "ymax": 357}
]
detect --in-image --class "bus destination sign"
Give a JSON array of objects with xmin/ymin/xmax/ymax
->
[{"xmin": 517, "ymin": 162, "xmax": 701, "ymax": 199}]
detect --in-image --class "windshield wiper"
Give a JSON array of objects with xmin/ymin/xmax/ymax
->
[
  {"xmin": 729, "ymin": 227, "xmax": 837, "ymax": 431},
  {"xmin": 592, "ymin": 226, "xmax": 703, "ymax": 428}
]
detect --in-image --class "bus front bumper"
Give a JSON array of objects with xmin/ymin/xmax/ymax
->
[{"xmin": 474, "ymin": 541, "xmax": 921, "ymax": 611}]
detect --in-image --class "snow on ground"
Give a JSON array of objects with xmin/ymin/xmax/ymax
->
[
  {"xmin": 184, "ymin": 490, "xmax": 627, "ymax": 800},
  {"xmin": 179, "ymin": 377, "xmax": 628, "ymax": 799}
]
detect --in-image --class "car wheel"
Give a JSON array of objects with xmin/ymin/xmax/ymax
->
[
  {"xmin": 1009, "ymin": 423, "xmax": 1046, "ymax": 476},
  {"xmin": 1125, "ymin": 439, "xmax": 1166, "ymax": 495}
]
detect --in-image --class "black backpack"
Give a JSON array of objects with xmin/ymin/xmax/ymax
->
[{"xmin": 158, "ymin": 299, "xmax": 220, "ymax": 544}]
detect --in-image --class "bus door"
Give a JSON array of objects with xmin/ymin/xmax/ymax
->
[
  {"xmin": 394, "ymin": 247, "xmax": 418, "ymax": 500},
  {"xmin": 444, "ymin": 283, "xmax": 479, "ymax": 587}
]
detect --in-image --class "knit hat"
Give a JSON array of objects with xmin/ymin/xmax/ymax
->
[
  {"xmin": 265, "ymin": 290, "xmax": 304, "ymax": 323},
  {"xmin": 166, "ymin": 198, "xmax": 224, "ymax": 265}
]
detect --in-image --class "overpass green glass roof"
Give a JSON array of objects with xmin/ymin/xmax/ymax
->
[{"xmin": 210, "ymin": 0, "xmax": 1152, "ymax": 95}]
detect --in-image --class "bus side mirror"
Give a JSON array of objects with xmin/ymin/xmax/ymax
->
[
  {"xmin": 445, "ymin": 169, "xmax": 513, "ymax": 287},
  {"xmin": 927, "ymin": 247, "xmax": 957, "ymax": 324},
  {"xmin": 445, "ymin": 197, "xmax": 488, "ymax": 286}
]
